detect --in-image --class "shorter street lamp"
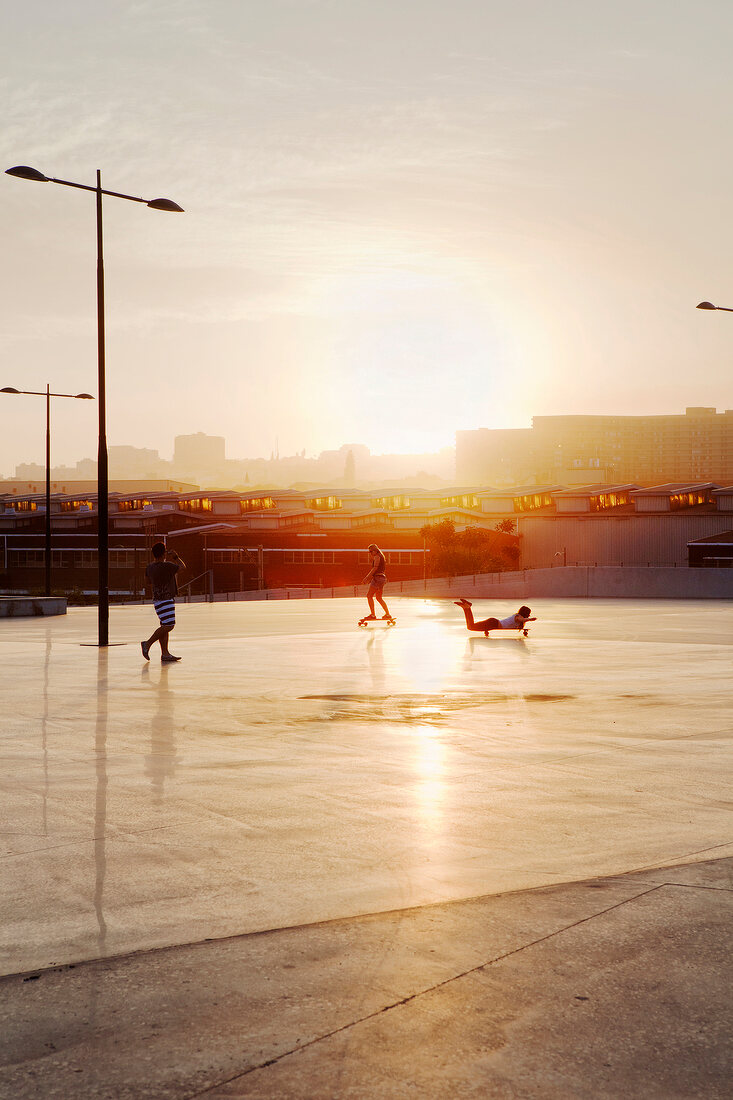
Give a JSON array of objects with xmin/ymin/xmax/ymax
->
[
  {"xmin": 696, "ymin": 301, "xmax": 733, "ymax": 312},
  {"xmin": 1, "ymin": 386, "xmax": 94, "ymax": 596}
]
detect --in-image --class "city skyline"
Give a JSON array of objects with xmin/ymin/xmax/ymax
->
[
  {"xmin": 2, "ymin": 432, "xmax": 456, "ymax": 488},
  {"xmin": 3, "ymin": 2, "xmax": 733, "ymax": 477}
]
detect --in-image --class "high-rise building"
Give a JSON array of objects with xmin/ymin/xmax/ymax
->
[
  {"xmin": 173, "ymin": 432, "xmax": 226, "ymax": 476},
  {"xmin": 455, "ymin": 428, "xmax": 533, "ymax": 486},
  {"xmin": 457, "ymin": 408, "xmax": 733, "ymax": 487}
]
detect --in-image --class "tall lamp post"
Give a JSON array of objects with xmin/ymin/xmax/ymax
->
[
  {"xmin": 1, "ymin": 385, "xmax": 94, "ymax": 596},
  {"xmin": 6, "ymin": 165, "xmax": 183, "ymax": 645}
]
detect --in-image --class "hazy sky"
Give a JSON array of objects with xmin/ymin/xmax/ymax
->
[{"xmin": 2, "ymin": 0, "xmax": 733, "ymax": 475}]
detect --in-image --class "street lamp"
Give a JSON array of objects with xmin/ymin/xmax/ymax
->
[
  {"xmin": 1, "ymin": 386, "xmax": 94, "ymax": 596},
  {"xmin": 6, "ymin": 165, "xmax": 183, "ymax": 645},
  {"xmin": 696, "ymin": 301, "xmax": 733, "ymax": 312}
]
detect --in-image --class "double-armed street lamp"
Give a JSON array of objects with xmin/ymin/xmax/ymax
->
[
  {"xmin": 6, "ymin": 165, "xmax": 183, "ymax": 645},
  {"xmin": 1, "ymin": 385, "xmax": 94, "ymax": 596}
]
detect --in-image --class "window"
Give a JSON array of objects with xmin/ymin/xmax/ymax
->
[
  {"xmin": 282, "ymin": 550, "xmax": 336, "ymax": 564},
  {"xmin": 306, "ymin": 496, "xmax": 342, "ymax": 510},
  {"xmin": 440, "ymin": 494, "xmax": 478, "ymax": 510},
  {"xmin": 110, "ymin": 551, "xmax": 135, "ymax": 568},
  {"xmin": 117, "ymin": 499, "xmax": 152, "ymax": 512},
  {"xmin": 372, "ymin": 495, "xmax": 410, "ymax": 510},
  {"xmin": 670, "ymin": 490, "xmax": 712, "ymax": 511},
  {"xmin": 513, "ymin": 492, "xmax": 553, "ymax": 513},
  {"xmin": 60, "ymin": 500, "xmax": 94, "ymax": 512},
  {"xmin": 280, "ymin": 513, "xmax": 315, "ymax": 527},
  {"xmin": 240, "ymin": 497, "xmax": 275, "ymax": 513},
  {"xmin": 179, "ymin": 498, "xmax": 213, "ymax": 513},
  {"xmin": 9, "ymin": 549, "xmax": 44, "ymax": 567},
  {"xmin": 209, "ymin": 550, "xmax": 256, "ymax": 564},
  {"xmin": 352, "ymin": 514, "xmax": 393, "ymax": 528},
  {"xmin": 589, "ymin": 491, "xmax": 630, "ymax": 512}
]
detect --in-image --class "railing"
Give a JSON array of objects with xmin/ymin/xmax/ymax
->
[{"xmin": 180, "ymin": 569, "xmax": 214, "ymax": 603}]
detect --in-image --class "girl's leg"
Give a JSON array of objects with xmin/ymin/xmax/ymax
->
[
  {"xmin": 456, "ymin": 602, "xmax": 497, "ymax": 632},
  {"xmin": 376, "ymin": 591, "xmax": 391, "ymax": 618},
  {"xmin": 365, "ymin": 585, "xmax": 377, "ymax": 618},
  {"xmin": 457, "ymin": 602, "xmax": 476, "ymax": 629}
]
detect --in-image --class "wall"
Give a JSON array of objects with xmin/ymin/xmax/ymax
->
[
  {"xmin": 518, "ymin": 514, "xmax": 733, "ymax": 568},
  {"xmin": 235, "ymin": 565, "xmax": 733, "ymax": 601}
]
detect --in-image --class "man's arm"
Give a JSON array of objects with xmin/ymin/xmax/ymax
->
[{"xmin": 167, "ymin": 549, "xmax": 186, "ymax": 571}]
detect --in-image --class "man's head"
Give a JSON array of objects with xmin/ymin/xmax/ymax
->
[
  {"xmin": 518, "ymin": 605, "xmax": 531, "ymax": 617},
  {"xmin": 152, "ymin": 541, "xmax": 167, "ymax": 560}
]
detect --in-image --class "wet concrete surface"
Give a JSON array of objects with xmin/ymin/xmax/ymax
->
[
  {"xmin": 1, "ymin": 597, "xmax": 732, "ymax": 975},
  {"xmin": 1, "ymin": 596, "xmax": 731, "ymax": 1096}
]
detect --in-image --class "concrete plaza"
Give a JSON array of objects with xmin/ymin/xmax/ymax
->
[{"xmin": 1, "ymin": 596, "xmax": 731, "ymax": 1097}]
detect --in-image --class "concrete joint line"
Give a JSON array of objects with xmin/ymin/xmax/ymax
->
[
  {"xmin": 659, "ymin": 880, "xmax": 733, "ymax": 894},
  {"xmin": 189, "ymin": 884, "xmax": 663, "ymax": 1098}
]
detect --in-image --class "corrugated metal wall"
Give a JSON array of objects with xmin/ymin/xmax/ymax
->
[{"xmin": 518, "ymin": 515, "xmax": 733, "ymax": 567}]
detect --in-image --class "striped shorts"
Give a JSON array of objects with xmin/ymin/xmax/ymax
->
[{"xmin": 154, "ymin": 599, "xmax": 176, "ymax": 627}]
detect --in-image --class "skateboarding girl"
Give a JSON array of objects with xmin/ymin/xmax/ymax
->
[
  {"xmin": 361, "ymin": 543, "xmax": 393, "ymax": 622},
  {"xmin": 455, "ymin": 598, "xmax": 535, "ymax": 636}
]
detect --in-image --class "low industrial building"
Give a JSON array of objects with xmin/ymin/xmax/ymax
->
[{"xmin": 2, "ymin": 480, "xmax": 733, "ymax": 596}]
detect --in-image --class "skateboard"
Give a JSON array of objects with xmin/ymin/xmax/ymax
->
[
  {"xmin": 483, "ymin": 628, "xmax": 529, "ymax": 638},
  {"xmin": 358, "ymin": 616, "xmax": 396, "ymax": 628}
]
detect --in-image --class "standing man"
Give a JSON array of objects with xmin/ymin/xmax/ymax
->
[{"xmin": 141, "ymin": 541, "xmax": 186, "ymax": 662}]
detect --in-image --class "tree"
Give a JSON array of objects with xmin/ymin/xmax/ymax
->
[
  {"xmin": 419, "ymin": 521, "xmax": 520, "ymax": 577},
  {"xmin": 495, "ymin": 518, "xmax": 515, "ymax": 534}
]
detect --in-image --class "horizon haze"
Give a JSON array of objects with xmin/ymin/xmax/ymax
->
[{"xmin": 2, "ymin": 1, "xmax": 733, "ymax": 476}]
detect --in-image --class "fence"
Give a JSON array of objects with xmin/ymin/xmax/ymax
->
[{"xmin": 225, "ymin": 565, "xmax": 733, "ymax": 602}]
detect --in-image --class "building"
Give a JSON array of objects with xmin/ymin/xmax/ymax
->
[
  {"xmin": 0, "ymin": 484, "xmax": 518, "ymax": 596},
  {"xmin": 457, "ymin": 408, "xmax": 733, "ymax": 487},
  {"xmin": 455, "ymin": 428, "xmax": 534, "ymax": 486},
  {"xmin": 173, "ymin": 433, "xmax": 227, "ymax": 482},
  {"xmin": 4, "ymin": 479, "xmax": 733, "ymax": 595},
  {"xmin": 514, "ymin": 483, "xmax": 733, "ymax": 568},
  {"xmin": 0, "ymin": 478, "xmax": 197, "ymax": 496}
]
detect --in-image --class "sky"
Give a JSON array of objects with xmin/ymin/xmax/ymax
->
[{"xmin": 2, "ymin": 0, "xmax": 733, "ymax": 476}]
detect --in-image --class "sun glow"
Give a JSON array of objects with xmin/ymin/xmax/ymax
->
[{"xmin": 304, "ymin": 261, "xmax": 526, "ymax": 454}]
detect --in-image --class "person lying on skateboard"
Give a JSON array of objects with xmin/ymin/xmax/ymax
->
[{"xmin": 455, "ymin": 599, "xmax": 535, "ymax": 636}]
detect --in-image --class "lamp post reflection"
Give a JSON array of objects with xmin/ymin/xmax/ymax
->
[{"xmin": 94, "ymin": 652, "xmax": 109, "ymax": 958}]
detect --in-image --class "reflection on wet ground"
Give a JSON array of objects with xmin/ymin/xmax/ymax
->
[
  {"xmin": 300, "ymin": 692, "xmax": 574, "ymax": 722},
  {"xmin": 2, "ymin": 595, "xmax": 732, "ymax": 975}
]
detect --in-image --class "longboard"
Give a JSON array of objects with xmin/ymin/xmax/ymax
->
[
  {"xmin": 482, "ymin": 628, "xmax": 529, "ymax": 638},
  {"xmin": 358, "ymin": 617, "xmax": 396, "ymax": 628}
]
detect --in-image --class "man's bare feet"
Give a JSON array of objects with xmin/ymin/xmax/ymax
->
[{"xmin": 454, "ymin": 598, "xmax": 472, "ymax": 607}]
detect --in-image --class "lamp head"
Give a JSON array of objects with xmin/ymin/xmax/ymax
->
[
  {"xmin": 1, "ymin": 387, "xmax": 20, "ymax": 393},
  {"xmin": 5, "ymin": 165, "xmax": 49, "ymax": 182},
  {"xmin": 75, "ymin": 393, "xmax": 95, "ymax": 400},
  {"xmin": 147, "ymin": 198, "xmax": 184, "ymax": 212},
  {"xmin": 696, "ymin": 301, "xmax": 717, "ymax": 310}
]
